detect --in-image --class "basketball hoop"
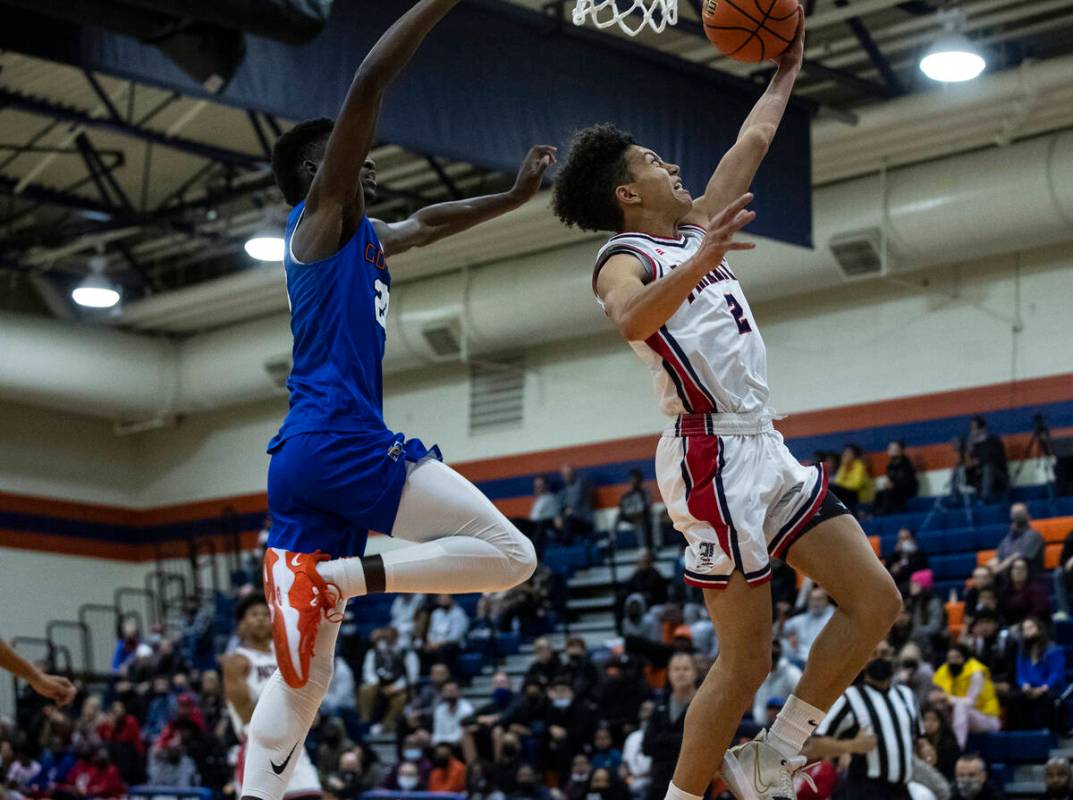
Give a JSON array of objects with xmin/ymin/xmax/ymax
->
[{"xmin": 571, "ymin": 0, "xmax": 678, "ymax": 37}]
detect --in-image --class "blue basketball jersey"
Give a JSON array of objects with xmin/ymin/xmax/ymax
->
[{"xmin": 268, "ymin": 203, "xmax": 392, "ymax": 450}]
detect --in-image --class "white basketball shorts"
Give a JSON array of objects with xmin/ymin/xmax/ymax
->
[{"xmin": 655, "ymin": 413, "xmax": 828, "ymax": 589}]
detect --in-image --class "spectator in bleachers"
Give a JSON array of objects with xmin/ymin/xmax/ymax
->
[
  {"xmin": 832, "ymin": 444, "xmax": 874, "ymax": 515},
  {"xmin": 324, "ymin": 747, "xmax": 383, "ymax": 799},
  {"xmin": 389, "ymin": 759, "xmax": 426, "ymax": 793},
  {"xmin": 524, "ymin": 638, "xmax": 561, "ymax": 687},
  {"xmin": 998, "ymin": 556, "xmax": 1050, "ymax": 626},
  {"xmin": 360, "ymin": 626, "xmax": 419, "ymax": 733},
  {"xmin": 316, "ymin": 716, "xmax": 354, "ymax": 783},
  {"xmin": 560, "ymin": 637, "xmax": 602, "ymax": 702},
  {"xmin": 622, "ymin": 701, "xmax": 654, "ymax": 800},
  {"xmin": 60, "ymin": 744, "xmax": 127, "ymax": 799},
  {"xmin": 390, "ymin": 592, "xmax": 426, "ymax": 648},
  {"xmin": 464, "ymin": 760, "xmax": 501, "ymax": 800},
  {"xmin": 425, "ymin": 594, "xmax": 469, "ymax": 674},
  {"xmin": 1007, "ymin": 616, "xmax": 1065, "ymax": 732},
  {"xmin": 557, "ymin": 464, "xmax": 595, "ymax": 544},
  {"xmin": 595, "ymin": 654, "xmax": 650, "ymax": 741},
  {"xmin": 641, "ymin": 652, "xmax": 697, "ymax": 800},
  {"xmin": 896, "ymin": 641, "xmax": 935, "ymax": 708},
  {"xmin": 529, "ymin": 475, "xmax": 561, "ymax": 547},
  {"xmin": 874, "ymin": 440, "xmax": 920, "ymax": 516},
  {"xmin": 886, "ymin": 528, "xmax": 929, "ymax": 594},
  {"xmin": 623, "ymin": 550, "xmax": 668, "ymax": 611},
  {"xmin": 590, "ymin": 724, "xmax": 623, "ymax": 772},
  {"xmin": 921, "ymin": 705, "xmax": 962, "ymax": 780},
  {"xmin": 384, "ymin": 734, "xmax": 431, "ymax": 789},
  {"xmin": 99, "ymin": 700, "xmax": 145, "ymax": 785},
  {"xmin": 197, "ymin": 670, "xmax": 227, "ymax": 739},
  {"xmin": 404, "ymin": 661, "xmax": 451, "ymax": 733},
  {"xmin": 780, "ymin": 586, "xmax": 835, "ymax": 665},
  {"xmin": 543, "ymin": 678, "xmax": 596, "ymax": 781},
  {"xmin": 907, "ymin": 569, "xmax": 947, "ymax": 655},
  {"xmin": 963, "ymin": 609, "xmax": 1015, "ymax": 693},
  {"xmin": 751, "ymin": 639, "xmax": 801, "ymax": 725},
  {"xmin": 1045, "ymin": 757, "xmax": 1073, "ymax": 800},
  {"xmin": 461, "ymin": 671, "xmax": 514, "ymax": 762},
  {"xmin": 6, "ymin": 741, "xmax": 41, "ymax": 794},
  {"xmin": 950, "ymin": 753, "xmax": 1004, "ymax": 800},
  {"xmin": 931, "ymin": 644, "xmax": 1001, "ymax": 749},
  {"xmin": 622, "ymin": 594, "xmax": 661, "ymax": 643},
  {"xmin": 490, "ymin": 731, "xmax": 525, "ymax": 794},
  {"xmin": 427, "ymin": 741, "xmax": 467, "ymax": 792},
  {"xmin": 510, "ymin": 763, "xmax": 552, "ymax": 800},
  {"xmin": 1054, "ymin": 527, "xmax": 1073, "ymax": 622},
  {"xmin": 112, "ymin": 617, "xmax": 144, "ymax": 675},
  {"xmin": 322, "ymin": 654, "xmax": 358, "ymax": 721},
  {"xmin": 147, "ymin": 739, "xmax": 199, "ymax": 788},
  {"xmin": 432, "ymin": 680, "xmax": 475, "ymax": 746},
  {"xmin": 617, "ymin": 470, "xmax": 655, "ymax": 552},
  {"xmin": 489, "ymin": 563, "xmax": 557, "ymax": 635},
  {"xmin": 141, "ymin": 677, "xmax": 177, "ymax": 745},
  {"xmin": 30, "ymin": 732, "xmax": 77, "ymax": 795},
  {"xmin": 587, "ymin": 766, "xmax": 631, "ymax": 800},
  {"xmin": 964, "ymin": 567, "xmax": 997, "ymax": 626},
  {"xmin": 989, "ymin": 503, "xmax": 1044, "ymax": 576},
  {"xmin": 964, "ymin": 416, "xmax": 1009, "ymax": 506},
  {"xmin": 563, "ymin": 753, "xmax": 593, "ymax": 800}
]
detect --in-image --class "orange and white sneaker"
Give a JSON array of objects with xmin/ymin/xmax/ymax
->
[{"xmin": 263, "ymin": 548, "xmax": 343, "ymax": 689}]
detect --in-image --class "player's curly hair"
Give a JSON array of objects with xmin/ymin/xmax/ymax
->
[
  {"xmin": 271, "ymin": 117, "xmax": 335, "ymax": 206},
  {"xmin": 552, "ymin": 123, "xmax": 636, "ymax": 233},
  {"xmin": 234, "ymin": 592, "xmax": 268, "ymax": 624}
]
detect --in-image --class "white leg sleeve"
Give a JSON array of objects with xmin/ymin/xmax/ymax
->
[
  {"xmin": 321, "ymin": 459, "xmax": 537, "ymax": 597},
  {"xmin": 241, "ymin": 610, "xmax": 340, "ymax": 800}
]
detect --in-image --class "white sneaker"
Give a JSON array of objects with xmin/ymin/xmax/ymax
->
[{"xmin": 721, "ymin": 730, "xmax": 812, "ymax": 800}]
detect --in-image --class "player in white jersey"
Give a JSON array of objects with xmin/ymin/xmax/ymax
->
[
  {"xmin": 552, "ymin": 13, "xmax": 900, "ymax": 800},
  {"xmin": 222, "ymin": 596, "xmax": 321, "ymax": 800}
]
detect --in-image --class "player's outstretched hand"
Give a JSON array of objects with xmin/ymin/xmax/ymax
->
[
  {"xmin": 696, "ymin": 192, "xmax": 756, "ymax": 269},
  {"xmin": 31, "ymin": 672, "xmax": 77, "ymax": 706},
  {"xmin": 510, "ymin": 145, "xmax": 558, "ymax": 201},
  {"xmin": 773, "ymin": 6, "xmax": 805, "ymax": 71}
]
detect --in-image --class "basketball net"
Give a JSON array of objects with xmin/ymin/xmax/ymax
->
[{"xmin": 572, "ymin": 0, "xmax": 678, "ymax": 37}]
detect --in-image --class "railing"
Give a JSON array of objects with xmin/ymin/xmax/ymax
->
[
  {"xmin": 116, "ymin": 586, "xmax": 158, "ymax": 629},
  {"xmin": 78, "ymin": 603, "xmax": 120, "ymax": 676},
  {"xmin": 45, "ymin": 620, "xmax": 92, "ymax": 674}
]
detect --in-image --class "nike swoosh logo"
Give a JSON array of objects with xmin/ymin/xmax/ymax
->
[
  {"xmin": 271, "ymin": 742, "xmax": 298, "ymax": 775},
  {"xmin": 290, "ymin": 554, "xmax": 302, "ymax": 568}
]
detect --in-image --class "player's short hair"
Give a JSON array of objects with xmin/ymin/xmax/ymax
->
[
  {"xmin": 552, "ymin": 123, "xmax": 636, "ymax": 233},
  {"xmin": 271, "ymin": 117, "xmax": 335, "ymax": 206},
  {"xmin": 234, "ymin": 593, "xmax": 268, "ymax": 624}
]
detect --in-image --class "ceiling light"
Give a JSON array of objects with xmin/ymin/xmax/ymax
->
[
  {"xmin": 920, "ymin": 32, "xmax": 986, "ymax": 83},
  {"xmin": 71, "ymin": 252, "xmax": 121, "ymax": 309},
  {"xmin": 244, "ymin": 235, "xmax": 285, "ymax": 262}
]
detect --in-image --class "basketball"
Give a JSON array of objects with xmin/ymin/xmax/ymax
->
[{"xmin": 703, "ymin": 0, "xmax": 801, "ymax": 63}]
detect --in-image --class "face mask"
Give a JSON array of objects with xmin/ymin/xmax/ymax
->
[
  {"xmin": 517, "ymin": 781, "xmax": 537, "ymax": 793},
  {"xmin": 553, "ymin": 697, "xmax": 572, "ymax": 709},
  {"xmin": 1024, "ymin": 634, "xmax": 1041, "ymax": 647},
  {"xmin": 444, "ymin": 696, "xmax": 459, "ymax": 705},
  {"xmin": 901, "ymin": 659, "xmax": 919, "ymax": 672},
  {"xmin": 569, "ymin": 653, "xmax": 584, "ymax": 662},
  {"xmin": 571, "ymin": 772, "xmax": 589, "ymax": 783},
  {"xmin": 956, "ymin": 778, "xmax": 983, "ymax": 799},
  {"xmin": 865, "ymin": 658, "xmax": 894, "ymax": 682},
  {"xmin": 809, "ymin": 606, "xmax": 826, "ymax": 617},
  {"xmin": 492, "ymin": 688, "xmax": 513, "ymax": 707},
  {"xmin": 948, "ymin": 662, "xmax": 964, "ymax": 678},
  {"xmin": 376, "ymin": 640, "xmax": 389, "ymax": 653},
  {"xmin": 433, "ymin": 755, "xmax": 449, "ymax": 768},
  {"xmin": 398, "ymin": 776, "xmax": 419, "ymax": 791},
  {"xmin": 403, "ymin": 748, "xmax": 422, "ymax": 761},
  {"xmin": 898, "ymin": 541, "xmax": 918, "ymax": 554},
  {"xmin": 1012, "ymin": 515, "xmax": 1029, "ymax": 528},
  {"xmin": 501, "ymin": 744, "xmax": 519, "ymax": 759}
]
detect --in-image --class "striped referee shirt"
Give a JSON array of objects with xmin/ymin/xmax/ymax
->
[{"xmin": 813, "ymin": 681, "xmax": 922, "ymax": 785}]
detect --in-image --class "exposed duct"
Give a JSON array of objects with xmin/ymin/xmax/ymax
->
[{"xmin": 1, "ymin": 128, "xmax": 1071, "ymax": 422}]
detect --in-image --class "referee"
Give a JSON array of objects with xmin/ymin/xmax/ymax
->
[{"xmin": 804, "ymin": 641, "xmax": 921, "ymax": 800}]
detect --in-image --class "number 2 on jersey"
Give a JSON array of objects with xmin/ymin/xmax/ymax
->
[
  {"xmin": 374, "ymin": 279, "xmax": 390, "ymax": 329},
  {"xmin": 724, "ymin": 293, "xmax": 752, "ymax": 334}
]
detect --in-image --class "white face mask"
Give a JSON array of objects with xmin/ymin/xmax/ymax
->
[
  {"xmin": 398, "ymin": 776, "xmax": 419, "ymax": 791},
  {"xmin": 403, "ymin": 749, "xmax": 422, "ymax": 761},
  {"xmin": 552, "ymin": 697, "xmax": 572, "ymax": 709}
]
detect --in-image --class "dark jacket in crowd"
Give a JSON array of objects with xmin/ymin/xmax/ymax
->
[{"xmin": 641, "ymin": 695, "xmax": 692, "ymax": 800}]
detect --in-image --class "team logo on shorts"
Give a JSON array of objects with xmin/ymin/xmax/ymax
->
[
  {"xmin": 386, "ymin": 442, "xmax": 404, "ymax": 462},
  {"xmin": 698, "ymin": 541, "xmax": 715, "ymax": 566}
]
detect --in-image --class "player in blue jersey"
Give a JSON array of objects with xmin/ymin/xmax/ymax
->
[{"xmin": 240, "ymin": 4, "xmax": 554, "ymax": 800}]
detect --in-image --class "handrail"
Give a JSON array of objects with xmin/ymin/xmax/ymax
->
[
  {"xmin": 45, "ymin": 620, "xmax": 92, "ymax": 673},
  {"xmin": 77, "ymin": 603, "xmax": 120, "ymax": 637},
  {"xmin": 191, "ymin": 537, "xmax": 220, "ymax": 597},
  {"xmin": 116, "ymin": 587, "xmax": 158, "ymax": 628}
]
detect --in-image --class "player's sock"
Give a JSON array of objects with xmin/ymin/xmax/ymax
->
[
  {"xmin": 768, "ymin": 694, "xmax": 824, "ymax": 760},
  {"xmin": 318, "ymin": 556, "xmax": 372, "ymax": 598},
  {"xmin": 663, "ymin": 781, "xmax": 703, "ymax": 800}
]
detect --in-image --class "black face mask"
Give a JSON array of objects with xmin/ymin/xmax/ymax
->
[
  {"xmin": 865, "ymin": 658, "xmax": 894, "ymax": 682},
  {"xmin": 948, "ymin": 662, "xmax": 964, "ymax": 677},
  {"xmin": 501, "ymin": 744, "xmax": 519, "ymax": 759},
  {"xmin": 1024, "ymin": 634, "xmax": 1041, "ymax": 647},
  {"xmin": 901, "ymin": 659, "xmax": 919, "ymax": 672}
]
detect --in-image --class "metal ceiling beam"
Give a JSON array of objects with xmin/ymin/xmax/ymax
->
[
  {"xmin": 0, "ymin": 175, "xmax": 120, "ymax": 218},
  {"xmin": 833, "ymin": 0, "xmax": 907, "ymax": 95},
  {"xmin": 0, "ymin": 88, "xmax": 266, "ymax": 168},
  {"xmin": 801, "ymin": 57, "xmax": 897, "ymax": 99}
]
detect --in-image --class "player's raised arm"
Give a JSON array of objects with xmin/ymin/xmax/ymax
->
[
  {"xmin": 598, "ymin": 194, "xmax": 756, "ymax": 342},
  {"xmin": 304, "ymin": 0, "xmax": 460, "ymax": 222},
  {"xmin": 374, "ymin": 146, "xmax": 557, "ymax": 257},
  {"xmin": 685, "ymin": 9, "xmax": 804, "ymax": 225}
]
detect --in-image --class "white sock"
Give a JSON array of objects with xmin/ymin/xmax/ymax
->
[
  {"xmin": 318, "ymin": 558, "xmax": 368, "ymax": 598},
  {"xmin": 768, "ymin": 695, "xmax": 825, "ymax": 759},
  {"xmin": 663, "ymin": 781, "xmax": 703, "ymax": 800}
]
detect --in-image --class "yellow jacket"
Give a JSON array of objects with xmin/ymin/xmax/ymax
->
[
  {"xmin": 834, "ymin": 460, "xmax": 875, "ymax": 503},
  {"xmin": 933, "ymin": 658, "xmax": 1000, "ymax": 718}
]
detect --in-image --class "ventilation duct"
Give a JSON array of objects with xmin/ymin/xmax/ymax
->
[
  {"xmin": 1, "ymin": 130, "xmax": 1072, "ymax": 422},
  {"xmin": 829, "ymin": 228, "xmax": 889, "ymax": 281}
]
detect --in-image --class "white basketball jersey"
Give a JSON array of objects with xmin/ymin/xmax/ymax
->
[
  {"xmin": 594, "ymin": 224, "xmax": 769, "ymax": 416},
  {"xmin": 227, "ymin": 644, "xmax": 278, "ymax": 737}
]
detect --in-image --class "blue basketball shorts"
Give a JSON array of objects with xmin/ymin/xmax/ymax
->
[{"xmin": 266, "ymin": 430, "xmax": 441, "ymax": 558}]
